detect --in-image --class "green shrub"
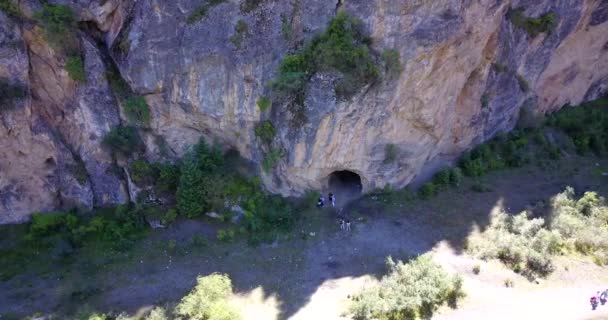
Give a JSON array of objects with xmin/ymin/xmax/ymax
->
[
  {"xmin": 34, "ymin": 4, "xmax": 80, "ymax": 55},
  {"xmin": 129, "ymin": 160, "xmax": 157, "ymax": 186},
  {"xmin": 467, "ymin": 210, "xmax": 563, "ymax": 277},
  {"xmin": 102, "ymin": 125, "xmax": 142, "ymax": 157},
  {"xmin": 145, "ymin": 307, "xmax": 169, "ymax": 320},
  {"xmin": 187, "ymin": 0, "xmax": 226, "ymax": 24},
  {"xmin": 472, "ymin": 264, "xmax": 480, "ymax": 275},
  {"xmin": 66, "ymin": 56, "xmax": 86, "ymax": 82},
  {"xmin": 448, "ymin": 168, "xmax": 463, "ymax": 187},
  {"xmin": 217, "ymin": 228, "xmax": 236, "ymax": 242},
  {"xmin": 175, "ymin": 273, "xmax": 241, "ymax": 320},
  {"xmin": 272, "ymin": 12, "xmax": 380, "ymax": 108},
  {"xmin": 256, "ymin": 96, "xmax": 271, "ymax": 112},
  {"xmin": 350, "ymin": 255, "xmax": 465, "ymax": 320},
  {"xmin": 177, "ymin": 155, "xmax": 206, "ymax": 218},
  {"xmin": 230, "ymin": 20, "xmax": 249, "ymax": 48},
  {"xmin": 155, "ymin": 163, "xmax": 180, "ymax": 193},
  {"xmin": 242, "ymin": 194, "xmax": 295, "ymax": 244},
  {"xmin": 68, "ymin": 157, "xmax": 89, "ymax": 184},
  {"xmin": 262, "ymin": 148, "xmax": 282, "ymax": 172},
  {"xmin": 0, "ymin": 79, "xmax": 26, "ymax": 112},
  {"xmin": 419, "ymin": 182, "xmax": 437, "ymax": 199},
  {"xmin": 433, "ymin": 169, "xmax": 451, "ymax": 187},
  {"xmin": 124, "ymin": 96, "xmax": 151, "ymax": 125},
  {"xmin": 255, "ymin": 120, "xmax": 276, "ymax": 145},
  {"xmin": 507, "ymin": 8, "xmax": 557, "ymax": 37},
  {"xmin": 383, "ymin": 143, "xmax": 397, "ymax": 164},
  {"xmin": 0, "ymin": 0, "xmax": 20, "ymax": 17},
  {"xmin": 382, "ymin": 49, "xmax": 403, "ymax": 79},
  {"xmin": 162, "ymin": 208, "xmax": 178, "ymax": 225}
]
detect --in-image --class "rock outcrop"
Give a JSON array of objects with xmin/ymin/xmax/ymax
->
[{"xmin": 1, "ymin": 0, "xmax": 607, "ymax": 223}]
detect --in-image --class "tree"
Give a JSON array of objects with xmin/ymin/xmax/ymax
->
[
  {"xmin": 175, "ymin": 273, "xmax": 241, "ymax": 320},
  {"xmin": 177, "ymin": 155, "xmax": 206, "ymax": 218}
]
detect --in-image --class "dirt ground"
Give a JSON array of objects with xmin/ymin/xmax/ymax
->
[{"xmin": 1, "ymin": 156, "xmax": 608, "ymax": 319}]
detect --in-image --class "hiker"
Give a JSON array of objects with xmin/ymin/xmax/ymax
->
[
  {"xmin": 340, "ymin": 219, "xmax": 345, "ymax": 231},
  {"xmin": 346, "ymin": 220, "xmax": 351, "ymax": 231},
  {"xmin": 329, "ymin": 192, "xmax": 336, "ymax": 207},
  {"xmin": 317, "ymin": 195, "xmax": 325, "ymax": 208}
]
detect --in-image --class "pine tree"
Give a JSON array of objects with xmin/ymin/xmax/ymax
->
[{"xmin": 177, "ymin": 155, "xmax": 205, "ymax": 218}]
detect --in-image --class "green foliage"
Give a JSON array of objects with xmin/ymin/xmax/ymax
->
[
  {"xmin": 0, "ymin": 0, "xmax": 20, "ymax": 17},
  {"xmin": 515, "ymin": 73, "xmax": 529, "ymax": 92},
  {"xmin": 129, "ymin": 160, "xmax": 156, "ymax": 186},
  {"xmin": 34, "ymin": 4, "xmax": 80, "ymax": 55},
  {"xmin": 546, "ymin": 97, "xmax": 608, "ymax": 154},
  {"xmin": 230, "ymin": 20, "xmax": 249, "ymax": 48},
  {"xmin": 550, "ymin": 187, "xmax": 608, "ymax": 265},
  {"xmin": 124, "ymin": 96, "xmax": 151, "ymax": 125},
  {"xmin": 255, "ymin": 120, "xmax": 276, "ymax": 145},
  {"xmin": 66, "ymin": 56, "xmax": 86, "ymax": 82},
  {"xmin": 162, "ymin": 208, "xmax": 178, "ymax": 225},
  {"xmin": 381, "ymin": 49, "xmax": 403, "ymax": 79},
  {"xmin": 0, "ymin": 78, "xmax": 26, "ymax": 112},
  {"xmin": 217, "ymin": 228, "xmax": 236, "ymax": 242},
  {"xmin": 468, "ymin": 210, "xmax": 563, "ymax": 277},
  {"xmin": 262, "ymin": 148, "xmax": 282, "ymax": 172},
  {"xmin": 155, "ymin": 163, "xmax": 181, "ymax": 193},
  {"xmin": 175, "ymin": 273, "xmax": 241, "ymax": 320},
  {"xmin": 272, "ymin": 12, "xmax": 380, "ymax": 110},
  {"xmin": 102, "ymin": 125, "xmax": 142, "ymax": 158},
  {"xmin": 350, "ymin": 255, "xmax": 465, "ymax": 320},
  {"xmin": 419, "ymin": 183, "xmax": 437, "ymax": 199},
  {"xmin": 68, "ymin": 157, "xmax": 89, "ymax": 185},
  {"xmin": 448, "ymin": 168, "xmax": 463, "ymax": 187},
  {"xmin": 177, "ymin": 155, "xmax": 206, "ymax": 218},
  {"xmin": 242, "ymin": 193, "xmax": 296, "ymax": 245},
  {"xmin": 256, "ymin": 96, "xmax": 271, "ymax": 112},
  {"xmin": 187, "ymin": 0, "xmax": 226, "ymax": 24},
  {"xmin": 383, "ymin": 144, "xmax": 397, "ymax": 164},
  {"xmin": 507, "ymin": 8, "xmax": 557, "ymax": 37}
]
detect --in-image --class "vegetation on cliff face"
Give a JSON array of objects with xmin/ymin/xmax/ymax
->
[
  {"xmin": 0, "ymin": 79, "xmax": 26, "ymax": 112},
  {"xmin": 507, "ymin": 8, "xmax": 558, "ymax": 37},
  {"xmin": 187, "ymin": 0, "xmax": 227, "ymax": 24},
  {"xmin": 34, "ymin": 4, "xmax": 79, "ymax": 55},
  {"xmin": 272, "ymin": 12, "xmax": 380, "ymax": 105}
]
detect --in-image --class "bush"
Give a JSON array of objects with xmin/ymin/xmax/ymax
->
[
  {"xmin": 66, "ymin": 56, "xmax": 86, "ymax": 82},
  {"xmin": 177, "ymin": 155, "xmax": 206, "ymax": 218},
  {"xmin": 433, "ymin": 169, "xmax": 451, "ymax": 187},
  {"xmin": 103, "ymin": 125, "xmax": 142, "ymax": 157},
  {"xmin": 124, "ymin": 96, "xmax": 151, "ymax": 125},
  {"xmin": 34, "ymin": 4, "xmax": 80, "ymax": 55},
  {"xmin": 155, "ymin": 163, "xmax": 180, "ymax": 193},
  {"xmin": 472, "ymin": 264, "xmax": 480, "ymax": 275},
  {"xmin": 186, "ymin": 0, "xmax": 226, "ymax": 24},
  {"xmin": 230, "ymin": 20, "xmax": 249, "ymax": 48},
  {"xmin": 383, "ymin": 144, "xmax": 397, "ymax": 164},
  {"xmin": 271, "ymin": 12, "xmax": 380, "ymax": 108},
  {"xmin": 129, "ymin": 160, "xmax": 157, "ymax": 186},
  {"xmin": 507, "ymin": 8, "xmax": 557, "ymax": 37},
  {"xmin": 382, "ymin": 49, "xmax": 403, "ymax": 79},
  {"xmin": 175, "ymin": 273, "xmax": 241, "ymax": 320},
  {"xmin": 448, "ymin": 168, "xmax": 463, "ymax": 187},
  {"xmin": 467, "ymin": 210, "xmax": 563, "ymax": 278},
  {"xmin": 240, "ymin": 0, "xmax": 265, "ymax": 12},
  {"xmin": 262, "ymin": 148, "xmax": 282, "ymax": 172},
  {"xmin": 255, "ymin": 120, "xmax": 276, "ymax": 145},
  {"xmin": 350, "ymin": 255, "xmax": 465, "ymax": 320},
  {"xmin": 281, "ymin": 15, "xmax": 293, "ymax": 41},
  {"xmin": 217, "ymin": 228, "xmax": 236, "ymax": 242},
  {"xmin": 162, "ymin": 208, "xmax": 178, "ymax": 225},
  {"xmin": 256, "ymin": 96, "xmax": 271, "ymax": 112},
  {"xmin": 419, "ymin": 182, "xmax": 437, "ymax": 199},
  {"xmin": 0, "ymin": 0, "xmax": 20, "ymax": 17}
]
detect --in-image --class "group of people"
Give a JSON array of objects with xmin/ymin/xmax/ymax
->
[
  {"xmin": 316, "ymin": 192, "xmax": 336, "ymax": 208},
  {"xmin": 316, "ymin": 192, "xmax": 352, "ymax": 232}
]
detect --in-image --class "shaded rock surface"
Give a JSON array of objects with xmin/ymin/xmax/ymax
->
[{"xmin": 1, "ymin": 0, "xmax": 607, "ymax": 223}]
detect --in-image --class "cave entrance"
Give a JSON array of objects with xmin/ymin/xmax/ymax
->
[{"xmin": 328, "ymin": 170, "xmax": 363, "ymax": 202}]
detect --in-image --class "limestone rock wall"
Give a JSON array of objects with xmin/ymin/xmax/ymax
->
[{"xmin": 1, "ymin": 0, "xmax": 607, "ymax": 223}]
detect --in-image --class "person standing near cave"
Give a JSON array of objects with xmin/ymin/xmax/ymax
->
[{"xmin": 329, "ymin": 192, "xmax": 336, "ymax": 207}]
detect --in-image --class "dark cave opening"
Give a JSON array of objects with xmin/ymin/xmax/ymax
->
[{"xmin": 328, "ymin": 170, "xmax": 363, "ymax": 197}]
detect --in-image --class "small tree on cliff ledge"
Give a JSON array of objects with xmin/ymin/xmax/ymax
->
[{"xmin": 177, "ymin": 155, "xmax": 205, "ymax": 218}]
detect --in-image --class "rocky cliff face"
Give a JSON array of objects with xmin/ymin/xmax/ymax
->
[{"xmin": 1, "ymin": 0, "xmax": 607, "ymax": 223}]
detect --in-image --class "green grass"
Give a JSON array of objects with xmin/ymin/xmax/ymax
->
[
  {"xmin": 187, "ymin": 0, "xmax": 226, "ymax": 24},
  {"xmin": 507, "ymin": 8, "xmax": 557, "ymax": 37},
  {"xmin": 262, "ymin": 148, "xmax": 283, "ymax": 172},
  {"xmin": 66, "ymin": 56, "xmax": 86, "ymax": 82}
]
